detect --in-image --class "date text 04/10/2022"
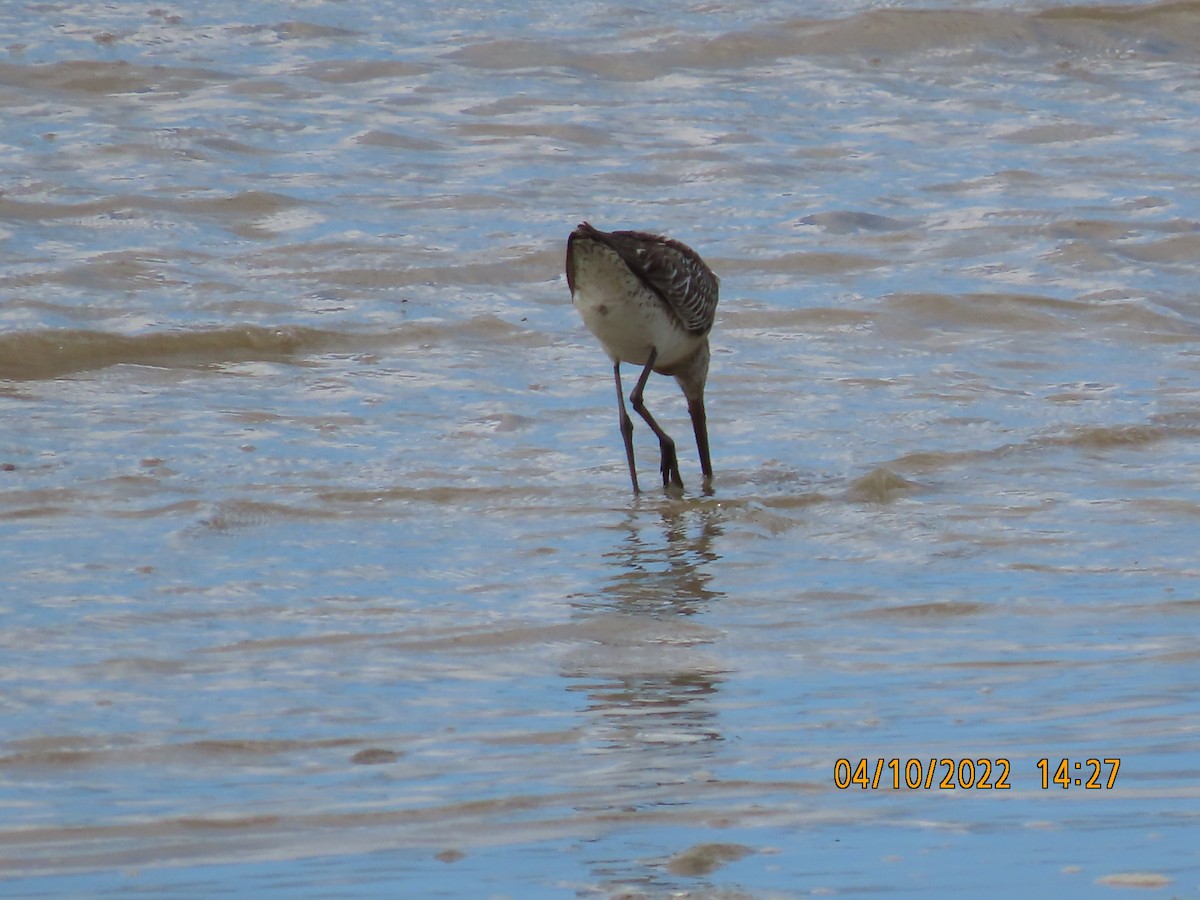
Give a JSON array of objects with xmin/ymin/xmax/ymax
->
[{"xmin": 833, "ymin": 758, "xmax": 1121, "ymax": 790}]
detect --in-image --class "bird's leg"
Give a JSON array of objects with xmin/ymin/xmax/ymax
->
[
  {"xmin": 612, "ymin": 363, "xmax": 640, "ymax": 493},
  {"xmin": 629, "ymin": 348, "xmax": 683, "ymax": 490},
  {"xmin": 688, "ymin": 394, "xmax": 713, "ymax": 493}
]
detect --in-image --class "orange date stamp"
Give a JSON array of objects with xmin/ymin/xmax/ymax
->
[
  {"xmin": 835, "ymin": 757, "xmax": 1012, "ymax": 790},
  {"xmin": 834, "ymin": 757, "xmax": 1121, "ymax": 790}
]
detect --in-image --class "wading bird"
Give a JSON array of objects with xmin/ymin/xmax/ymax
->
[{"xmin": 565, "ymin": 221, "xmax": 719, "ymax": 493}]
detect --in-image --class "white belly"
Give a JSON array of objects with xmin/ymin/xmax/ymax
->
[{"xmin": 571, "ymin": 260, "xmax": 700, "ymax": 371}]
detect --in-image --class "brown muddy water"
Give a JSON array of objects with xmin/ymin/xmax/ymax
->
[{"xmin": 2, "ymin": 1, "xmax": 1199, "ymax": 897}]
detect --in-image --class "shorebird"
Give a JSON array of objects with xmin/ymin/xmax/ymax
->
[{"xmin": 565, "ymin": 221, "xmax": 719, "ymax": 493}]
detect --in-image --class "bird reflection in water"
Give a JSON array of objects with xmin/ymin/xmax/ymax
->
[{"xmin": 563, "ymin": 503, "xmax": 726, "ymax": 758}]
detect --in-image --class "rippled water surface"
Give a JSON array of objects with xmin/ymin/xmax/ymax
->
[{"xmin": 3, "ymin": 0, "xmax": 1199, "ymax": 896}]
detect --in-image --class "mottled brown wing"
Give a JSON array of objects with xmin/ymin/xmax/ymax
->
[
  {"xmin": 568, "ymin": 222, "xmax": 718, "ymax": 336},
  {"xmin": 607, "ymin": 229, "xmax": 719, "ymax": 336}
]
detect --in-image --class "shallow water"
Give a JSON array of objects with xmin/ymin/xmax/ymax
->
[{"xmin": 2, "ymin": 0, "xmax": 1199, "ymax": 896}]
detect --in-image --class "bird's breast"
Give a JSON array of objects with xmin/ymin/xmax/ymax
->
[{"xmin": 570, "ymin": 247, "xmax": 701, "ymax": 370}]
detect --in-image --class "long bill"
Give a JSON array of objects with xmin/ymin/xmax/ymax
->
[{"xmin": 688, "ymin": 395, "xmax": 713, "ymax": 489}]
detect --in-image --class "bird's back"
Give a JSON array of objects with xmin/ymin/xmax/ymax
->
[{"xmin": 567, "ymin": 222, "xmax": 719, "ymax": 337}]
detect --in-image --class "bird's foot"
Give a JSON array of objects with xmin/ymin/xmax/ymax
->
[{"xmin": 659, "ymin": 442, "xmax": 683, "ymax": 491}]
